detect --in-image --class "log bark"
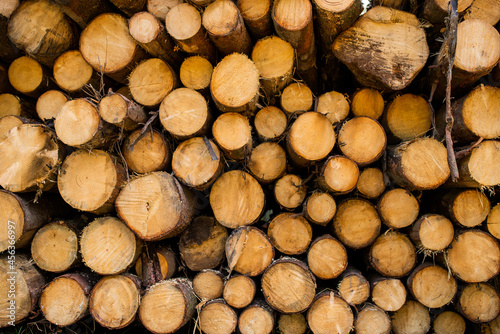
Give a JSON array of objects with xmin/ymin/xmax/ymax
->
[
  {"xmin": 407, "ymin": 263, "xmax": 457, "ymax": 309},
  {"xmin": 123, "ymin": 128, "xmax": 171, "ymax": 174},
  {"xmin": 377, "ymin": 188, "xmax": 419, "ymax": 229},
  {"xmin": 337, "ymin": 268, "xmax": 370, "ymax": 306},
  {"xmin": 302, "ymin": 192, "xmax": 336, "ymax": 226},
  {"xmin": 237, "ymin": 0, "xmax": 273, "ymax": 39},
  {"xmin": 109, "ymin": 0, "xmax": 146, "ymax": 17},
  {"xmin": 410, "ymin": 214, "xmax": 454, "ymax": 253},
  {"xmin": 223, "ymin": 275, "xmax": 256, "ymax": 309},
  {"xmin": 254, "ymin": 106, "xmax": 288, "ymax": 142},
  {"xmin": 369, "ymin": 231, "xmax": 416, "ymax": 278},
  {"xmin": 354, "ymin": 303, "xmax": 391, "ymax": 334},
  {"xmin": 371, "ymin": 276, "xmax": 407, "ymax": 312},
  {"xmin": 458, "ymin": 282, "xmax": 500, "ymax": 323},
  {"xmin": 0, "ymin": 12, "xmax": 21, "ymax": 63},
  {"xmin": 280, "ymin": 82, "xmax": 313, "ymax": 115},
  {"xmin": 356, "ymin": 167, "xmax": 386, "ymax": 199},
  {"xmin": 8, "ymin": 56, "xmax": 54, "ymax": 98},
  {"xmin": 199, "ymin": 299, "xmax": 238, "ymax": 334},
  {"xmin": 53, "ymin": 50, "xmax": 99, "ymax": 94},
  {"xmin": 238, "ymin": 301, "xmax": 275, "ymax": 334},
  {"xmin": 433, "ymin": 311, "xmax": 466, "ymax": 334},
  {"xmin": 420, "ymin": 0, "xmax": 474, "ymax": 24},
  {"xmin": 278, "ymin": 313, "xmax": 307, "ymax": 334},
  {"xmin": 192, "ymin": 269, "xmax": 224, "ymax": 301},
  {"xmin": 248, "ymin": 142, "xmax": 287, "ymax": 184},
  {"xmin": 318, "ymin": 155, "xmax": 359, "ymax": 195},
  {"xmin": 307, "ymin": 234, "xmax": 348, "ymax": 280},
  {"xmin": 307, "ymin": 290, "xmax": 354, "ymax": 334},
  {"xmin": 99, "ymin": 93, "xmax": 148, "ymax": 131},
  {"xmin": 35, "ymin": 90, "xmax": 67, "ymax": 122},
  {"xmin": 351, "ymin": 88, "xmax": 385, "ymax": 119},
  {"xmin": 391, "ymin": 300, "xmax": 431, "ymax": 334},
  {"xmin": 316, "ymin": 90, "xmax": 350, "ymax": 124},
  {"xmin": 179, "ymin": 56, "xmax": 213, "ymax": 94},
  {"xmin": 274, "ymin": 174, "xmax": 307, "ymax": 210},
  {"xmin": 147, "ymin": 0, "xmax": 183, "ymax": 22},
  {"xmin": 268, "ymin": 213, "xmax": 312, "ymax": 255},
  {"xmin": 441, "ymin": 189, "xmax": 490, "ymax": 228}
]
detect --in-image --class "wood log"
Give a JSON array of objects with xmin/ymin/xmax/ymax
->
[
  {"xmin": 316, "ymin": 90, "xmax": 350, "ymax": 124},
  {"xmin": 212, "ymin": 112, "xmax": 252, "ymax": 160},
  {"xmin": 210, "ymin": 171, "xmax": 265, "ymax": 229},
  {"xmin": 51, "ymin": 0, "xmax": 111, "ymax": 29},
  {"xmin": 356, "ymin": 167, "xmax": 386, "ymax": 199},
  {"xmin": 458, "ymin": 282, "xmax": 500, "ymax": 323},
  {"xmin": 369, "ymin": 231, "xmax": 416, "ymax": 277},
  {"xmin": 179, "ymin": 55, "xmax": 213, "ymax": 93},
  {"xmin": 0, "ymin": 123, "xmax": 61, "ymax": 192},
  {"xmin": 303, "ymin": 192, "xmax": 336, "ymax": 226},
  {"xmin": 371, "ymin": 276, "xmax": 407, "ymax": 312},
  {"xmin": 278, "ymin": 313, "xmax": 307, "ymax": 334},
  {"xmin": 354, "ymin": 303, "xmax": 391, "ymax": 334},
  {"xmin": 410, "ymin": 214, "xmax": 454, "ymax": 253},
  {"xmin": 262, "ymin": 257, "xmax": 316, "ymax": 314},
  {"xmin": 407, "ymin": 263, "xmax": 457, "ymax": 309},
  {"xmin": 338, "ymin": 116, "xmax": 386, "ymax": 166},
  {"xmin": 129, "ymin": 11, "xmax": 183, "ymax": 69},
  {"xmin": 421, "ymin": 0, "xmax": 474, "ymax": 24},
  {"xmin": 318, "ymin": 155, "xmax": 359, "ymax": 195},
  {"xmin": 391, "ymin": 300, "xmax": 431, "ymax": 334},
  {"xmin": 53, "ymin": 50, "xmax": 99, "ymax": 94},
  {"xmin": 99, "ymin": 93, "xmax": 147, "ymax": 131},
  {"xmin": 8, "ymin": 0, "xmax": 75, "ymax": 67},
  {"xmin": 307, "ymin": 290, "xmax": 353, "ymax": 334},
  {"xmin": 123, "ymin": 128, "xmax": 171, "ymax": 174},
  {"xmin": 39, "ymin": 273, "xmax": 95, "ymax": 327},
  {"xmin": 172, "ymin": 137, "xmax": 222, "ymax": 190},
  {"xmin": 147, "ymin": 0, "xmax": 183, "ymax": 22},
  {"xmin": 109, "ymin": 0, "xmax": 146, "ymax": 17},
  {"xmin": 332, "ymin": 198, "xmax": 381, "ymax": 249},
  {"xmin": 487, "ymin": 203, "xmax": 500, "ymax": 240},
  {"xmin": 464, "ymin": 0, "xmax": 500, "ymax": 25},
  {"xmin": 481, "ymin": 314, "xmax": 500, "ymax": 333},
  {"xmin": 307, "ymin": 234, "xmax": 347, "ymax": 280},
  {"xmin": 0, "ymin": 6, "xmax": 21, "ymax": 63},
  {"xmin": 225, "ymin": 226, "xmax": 274, "ymax": 276},
  {"xmin": 251, "ymin": 36, "xmax": 294, "ymax": 98},
  {"xmin": 135, "ymin": 245, "xmax": 177, "ymax": 280},
  {"xmin": 447, "ymin": 229, "xmax": 500, "ymax": 283},
  {"xmin": 178, "ymin": 216, "xmax": 228, "ymax": 271},
  {"xmin": 280, "ymin": 82, "xmax": 313, "ymax": 115},
  {"xmin": 165, "ymin": 3, "xmax": 216, "ymax": 63},
  {"xmin": 8, "ymin": 56, "xmax": 53, "ymax": 98},
  {"xmin": 160, "ymin": 87, "xmax": 211, "ymax": 140},
  {"xmin": 274, "ymin": 174, "xmax": 307, "ymax": 210},
  {"xmin": 199, "ymin": 299, "xmax": 238, "ymax": 334},
  {"xmin": 248, "ymin": 142, "xmax": 287, "ymax": 184},
  {"xmin": 237, "ymin": 0, "xmax": 273, "ymax": 40},
  {"xmin": 0, "ymin": 115, "xmax": 23, "ymax": 137},
  {"xmin": 377, "ymin": 188, "xmax": 419, "ymax": 229},
  {"xmin": 89, "ymin": 274, "xmax": 141, "ymax": 329},
  {"xmin": 238, "ymin": 301, "xmax": 275, "ymax": 334},
  {"xmin": 333, "ymin": 6, "xmax": 429, "ymax": 91},
  {"xmin": 115, "ymin": 171, "xmax": 197, "ymax": 240},
  {"xmin": 192, "ymin": 269, "xmax": 224, "ymax": 301},
  {"xmin": 138, "ymin": 278, "xmax": 197, "ymax": 333},
  {"xmin": 442, "ymin": 189, "xmax": 490, "ymax": 228},
  {"xmin": 0, "ymin": 254, "xmax": 47, "ymax": 327},
  {"xmin": 351, "ymin": 88, "xmax": 385, "ymax": 120},
  {"xmin": 254, "ymin": 106, "xmax": 287, "ymax": 142},
  {"xmin": 387, "ymin": 137, "xmax": 450, "ymax": 190},
  {"xmin": 223, "ymin": 274, "xmax": 256, "ymax": 309},
  {"xmin": 433, "ymin": 311, "xmax": 466, "ymax": 334},
  {"xmin": 80, "ymin": 13, "xmax": 147, "ymax": 83},
  {"xmin": 0, "ymin": 93, "xmax": 33, "ymax": 118},
  {"xmin": 35, "ymin": 90, "xmax": 67, "ymax": 122},
  {"xmin": 337, "ymin": 268, "xmax": 370, "ymax": 306},
  {"xmin": 268, "ymin": 212, "xmax": 312, "ymax": 255}
]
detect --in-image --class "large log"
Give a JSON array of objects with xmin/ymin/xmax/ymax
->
[
  {"xmin": 457, "ymin": 282, "xmax": 500, "ymax": 323},
  {"xmin": 53, "ymin": 50, "xmax": 99, "ymax": 94},
  {"xmin": 8, "ymin": 56, "xmax": 54, "ymax": 98},
  {"xmin": 369, "ymin": 231, "xmax": 416, "ymax": 278},
  {"xmin": 433, "ymin": 311, "xmax": 466, "ymax": 334},
  {"xmin": 307, "ymin": 290, "xmax": 353, "ymax": 334},
  {"xmin": 407, "ymin": 263, "xmax": 457, "ymax": 309}
]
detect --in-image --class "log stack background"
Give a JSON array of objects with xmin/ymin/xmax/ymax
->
[{"xmin": 1, "ymin": 0, "xmax": 500, "ymax": 333}]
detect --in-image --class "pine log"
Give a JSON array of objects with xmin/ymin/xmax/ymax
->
[
  {"xmin": 318, "ymin": 155, "xmax": 359, "ymax": 195},
  {"xmin": 377, "ymin": 188, "xmax": 419, "ymax": 229},
  {"xmin": 391, "ymin": 300, "xmax": 431, "ymax": 334},
  {"xmin": 307, "ymin": 234, "xmax": 347, "ymax": 280},
  {"xmin": 248, "ymin": 142, "xmax": 287, "ymax": 184},
  {"xmin": 274, "ymin": 174, "xmax": 307, "ymax": 210},
  {"xmin": 278, "ymin": 313, "xmax": 307, "ymax": 334},
  {"xmin": 442, "ymin": 189, "xmax": 490, "ymax": 228},
  {"xmin": 223, "ymin": 274, "xmax": 256, "ymax": 309},
  {"xmin": 356, "ymin": 167, "xmax": 386, "ymax": 199},
  {"xmin": 303, "ymin": 192, "xmax": 336, "ymax": 226},
  {"xmin": 433, "ymin": 311, "xmax": 466, "ymax": 334},
  {"xmin": 371, "ymin": 276, "xmax": 407, "ymax": 312},
  {"xmin": 337, "ymin": 268, "xmax": 370, "ymax": 306},
  {"xmin": 193, "ymin": 269, "xmax": 224, "ymax": 300},
  {"xmin": 51, "ymin": 0, "xmax": 111, "ymax": 29},
  {"xmin": 262, "ymin": 257, "xmax": 316, "ymax": 313},
  {"xmin": 179, "ymin": 55, "xmax": 213, "ymax": 93},
  {"xmin": 199, "ymin": 299, "xmax": 238, "ymax": 334},
  {"xmin": 464, "ymin": 0, "xmax": 500, "ymax": 25},
  {"xmin": 487, "ymin": 203, "xmax": 500, "ymax": 240},
  {"xmin": 333, "ymin": 6, "xmax": 429, "ymax": 91},
  {"xmin": 35, "ymin": 90, "xmax": 67, "ymax": 122},
  {"xmin": 332, "ymin": 198, "xmax": 381, "ymax": 249},
  {"xmin": 254, "ymin": 106, "xmax": 287, "ymax": 142},
  {"xmin": 129, "ymin": 11, "xmax": 183, "ymax": 69},
  {"xmin": 410, "ymin": 214, "xmax": 454, "ymax": 253},
  {"xmin": 420, "ymin": 0, "xmax": 474, "ymax": 24},
  {"xmin": 225, "ymin": 226, "xmax": 274, "ymax": 276},
  {"xmin": 369, "ymin": 231, "xmax": 416, "ymax": 277},
  {"xmin": 0, "ymin": 254, "xmax": 47, "ymax": 327},
  {"xmin": 268, "ymin": 213, "xmax": 312, "ymax": 255},
  {"xmin": 338, "ymin": 116, "xmax": 386, "ymax": 166},
  {"xmin": 280, "ymin": 82, "xmax": 313, "ymax": 115},
  {"xmin": 8, "ymin": 56, "xmax": 53, "ymax": 98},
  {"xmin": 387, "ymin": 137, "xmax": 450, "ymax": 190},
  {"xmin": 53, "ymin": 50, "xmax": 99, "ymax": 94},
  {"xmin": 172, "ymin": 137, "xmax": 222, "ymax": 190},
  {"xmin": 139, "ymin": 278, "xmax": 197, "ymax": 333},
  {"xmin": 447, "ymin": 229, "xmax": 500, "ymax": 283},
  {"xmin": 123, "ymin": 128, "xmax": 171, "ymax": 174},
  {"xmin": 407, "ymin": 263, "xmax": 457, "ymax": 309},
  {"xmin": 351, "ymin": 88, "xmax": 385, "ymax": 119},
  {"xmin": 116, "ymin": 172, "xmax": 196, "ymax": 240},
  {"xmin": 307, "ymin": 290, "xmax": 353, "ymax": 334},
  {"xmin": 99, "ymin": 93, "xmax": 147, "ymax": 130},
  {"xmin": 147, "ymin": 0, "xmax": 183, "ymax": 22},
  {"xmin": 135, "ymin": 245, "xmax": 177, "ymax": 280},
  {"xmin": 160, "ymin": 88, "xmax": 211, "ymax": 140},
  {"xmin": 210, "ymin": 171, "xmax": 265, "ymax": 229},
  {"xmin": 165, "ymin": 3, "xmax": 216, "ymax": 63},
  {"xmin": 458, "ymin": 283, "xmax": 500, "ymax": 323},
  {"xmin": 354, "ymin": 303, "xmax": 391, "ymax": 334},
  {"xmin": 238, "ymin": 301, "xmax": 275, "ymax": 334},
  {"xmin": 0, "ymin": 93, "xmax": 33, "ymax": 118},
  {"xmin": 80, "ymin": 13, "xmax": 147, "ymax": 83},
  {"xmin": 89, "ymin": 274, "xmax": 141, "ymax": 329},
  {"xmin": 316, "ymin": 90, "xmax": 350, "ymax": 124},
  {"xmin": 237, "ymin": 0, "xmax": 273, "ymax": 39},
  {"xmin": 0, "ymin": 115, "xmax": 23, "ymax": 137}
]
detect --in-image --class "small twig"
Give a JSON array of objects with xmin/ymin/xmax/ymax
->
[
  {"xmin": 129, "ymin": 111, "xmax": 159, "ymax": 151},
  {"xmin": 455, "ymin": 137, "xmax": 484, "ymax": 159}
]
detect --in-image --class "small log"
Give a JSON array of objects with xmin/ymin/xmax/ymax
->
[
  {"xmin": 225, "ymin": 226, "xmax": 274, "ymax": 276},
  {"xmin": 278, "ymin": 313, "xmax": 307, "ymax": 334},
  {"xmin": 8, "ymin": 56, "xmax": 53, "ymax": 98},
  {"xmin": 318, "ymin": 155, "xmax": 359, "ymax": 195},
  {"xmin": 487, "ymin": 203, "xmax": 500, "ymax": 240},
  {"xmin": 192, "ymin": 269, "xmax": 224, "ymax": 301},
  {"xmin": 35, "ymin": 90, "xmax": 67, "ymax": 122},
  {"xmin": 391, "ymin": 300, "xmax": 431, "ymax": 334},
  {"xmin": 369, "ymin": 231, "xmax": 416, "ymax": 278},
  {"xmin": 262, "ymin": 257, "xmax": 316, "ymax": 313},
  {"xmin": 307, "ymin": 290, "xmax": 353, "ymax": 334},
  {"xmin": 377, "ymin": 188, "xmax": 419, "ymax": 229},
  {"xmin": 442, "ymin": 189, "xmax": 490, "ymax": 228},
  {"xmin": 109, "ymin": 0, "xmax": 146, "ymax": 17},
  {"xmin": 238, "ymin": 301, "xmax": 275, "ymax": 334},
  {"xmin": 464, "ymin": 0, "xmax": 500, "ymax": 25},
  {"xmin": 274, "ymin": 174, "xmax": 307, "ymax": 210},
  {"xmin": 354, "ymin": 303, "xmax": 391, "ymax": 334},
  {"xmin": 410, "ymin": 214, "xmax": 454, "ymax": 253},
  {"xmin": 210, "ymin": 171, "xmax": 265, "ymax": 229},
  {"xmin": 333, "ymin": 6, "xmax": 429, "ymax": 91},
  {"xmin": 237, "ymin": 0, "xmax": 273, "ymax": 39},
  {"xmin": 199, "ymin": 299, "xmax": 238, "ymax": 334},
  {"xmin": 165, "ymin": 3, "xmax": 216, "ymax": 63},
  {"xmin": 51, "ymin": 0, "xmax": 111, "ymax": 29},
  {"xmin": 303, "ymin": 192, "xmax": 336, "ymax": 226},
  {"xmin": 0, "ymin": 115, "xmax": 23, "ymax": 137},
  {"xmin": 160, "ymin": 87, "xmax": 211, "ymax": 140},
  {"xmin": 147, "ymin": 0, "xmax": 183, "ymax": 22},
  {"xmin": 332, "ymin": 198, "xmax": 381, "ymax": 249},
  {"xmin": 268, "ymin": 213, "xmax": 312, "ymax": 255},
  {"xmin": 280, "ymin": 82, "xmax": 313, "ymax": 115},
  {"xmin": 135, "ymin": 245, "xmax": 177, "ymax": 280},
  {"xmin": 89, "ymin": 274, "xmax": 141, "ymax": 329},
  {"xmin": 337, "ymin": 268, "xmax": 370, "ymax": 306},
  {"xmin": 421, "ymin": 0, "xmax": 474, "ymax": 24},
  {"xmin": 172, "ymin": 137, "xmax": 222, "ymax": 190},
  {"xmin": 254, "ymin": 106, "xmax": 288, "ymax": 142},
  {"xmin": 433, "ymin": 311, "xmax": 466, "ymax": 334},
  {"xmin": 338, "ymin": 116, "xmax": 386, "ymax": 166},
  {"xmin": 53, "ymin": 50, "xmax": 99, "ymax": 94},
  {"xmin": 351, "ymin": 88, "xmax": 385, "ymax": 119},
  {"xmin": 178, "ymin": 216, "xmax": 228, "ymax": 271},
  {"xmin": 307, "ymin": 234, "xmax": 348, "ymax": 280},
  {"xmin": 123, "ymin": 128, "xmax": 171, "ymax": 174},
  {"xmin": 248, "ymin": 142, "xmax": 287, "ymax": 184},
  {"xmin": 407, "ymin": 263, "xmax": 457, "ymax": 309},
  {"xmin": 99, "ymin": 93, "xmax": 147, "ymax": 131},
  {"xmin": 317, "ymin": 90, "xmax": 350, "ymax": 124},
  {"xmin": 138, "ymin": 278, "xmax": 197, "ymax": 333},
  {"xmin": 179, "ymin": 55, "xmax": 213, "ymax": 93},
  {"xmin": 223, "ymin": 274, "xmax": 256, "ymax": 309},
  {"xmin": 116, "ymin": 172, "xmax": 197, "ymax": 240},
  {"xmin": 356, "ymin": 167, "xmax": 386, "ymax": 199},
  {"xmin": 0, "ymin": 93, "xmax": 33, "ymax": 118},
  {"xmin": 458, "ymin": 283, "xmax": 500, "ymax": 323},
  {"xmin": 371, "ymin": 276, "xmax": 407, "ymax": 312},
  {"xmin": 447, "ymin": 229, "xmax": 500, "ymax": 283}
]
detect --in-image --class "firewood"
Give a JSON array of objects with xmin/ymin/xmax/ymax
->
[
  {"xmin": 407, "ymin": 263, "xmax": 457, "ymax": 309},
  {"xmin": 212, "ymin": 111, "xmax": 253, "ymax": 158},
  {"xmin": 199, "ymin": 299, "xmax": 238, "ymax": 334},
  {"xmin": 442, "ymin": 189, "xmax": 491, "ymax": 228},
  {"xmin": 254, "ymin": 106, "xmax": 288, "ymax": 142},
  {"xmin": 238, "ymin": 301, "xmax": 275, "ymax": 334},
  {"xmin": 354, "ymin": 303, "xmax": 391, "ymax": 334},
  {"xmin": 332, "ymin": 198, "xmax": 381, "ymax": 249},
  {"xmin": 421, "ymin": 0, "xmax": 474, "ymax": 24},
  {"xmin": 35, "ymin": 90, "xmax": 67, "ymax": 122},
  {"xmin": 225, "ymin": 226, "xmax": 274, "ymax": 276},
  {"xmin": 268, "ymin": 213, "xmax": 312, "ymax": 255},
  {"xmin": 487, "ymin": 203, "xmax": 500, "ymax": 240},
  {"xmin": 369, "ymin": 231, "xmax": 416, "ymax": 277},
  {"xmin": 274, "ymin": 174, "xmax": 307, "ymax": 210},
  {"xmin": 377, "ymin": 188, "xmax": 419, "ymax": 229},
  {"xmin": 179, "ymin": 55, "xmax": 213, "ymax": 93},
  {"xmin": 109, "ymin": 0, "xmax": 145, "ymax": 17},
  {"xmin": 115, "ymin": 172, "xmax": 196, "ymax": 240},
  {"xmin": 337, "ymin": 268, "xmax": 370, "ymax": 306},
  {"xmin": 356, "ymin": 167, "xmax": 386, "ymax": 199},
  {"xmin": 391, "ymin": 300, "xmax": 431, "ymax": 334},
  {"xmin": 261, "ymin": 257, "xmax": 316, "ymax": 313},
  {"xmin": 316, "ymin": 90, "xmax": 350, "ymax": 124},
  {"xmin": 8, "ymin": 56, "xmax": 54, "ymax": 98},
  {"xmin": 237, "ymin": 0, "xmax": 273, "ymax": 40},
  {"xmin": 138, "ymin": 278, "xmax": 197, "ymax": 333},
  {"xmin": 278, "ymin": 313, "xmax": 307, "ymax": 334},
  {"xmin": 51, "ymin": 0, "xmax": 111, "ymax": 29},
  {"xmin": 223, "ymin": 274, "xmax": 256, "ymax": 309},
  {"xmin": 318, "ymin": 155, "xmax": 359, "ymax": 195},
  {"xmin": 280, "ymin": 82, "xmax": 313, "ymax": 115},
  {"xmin": 307, "ymin": 234, "xmax": 347, "ymax": 280},
  {"xmin": 99, "ymin": 93, "xmax": 147, "ymax": 130},
  {"xmin": 447, "ymin": 229, "xmax": 500, "ymax": 283},
  {"xmin": 53, "ymin": 50, "xmax": 99, "ymax": 94},
  {"xmin": 302, "ymin": 192, "xmax": 336, "ymax": 226},
  {"xmin": 452, "ymin": 140, "xmax": 500, "ymax": 187},
  {"xmin": 0, "ymin": 93, "xmax": 32, "ymax": 118},
  {"xmin": 371, "ymin": 276, "xmax": 407, "ymax": 312},
  {"xmin": 147, "ymin": 0, "xmax": 182, "ymax": 22},
  {"xmin": 123, "ymin": 128, "xmax": 171, "ymax": 174},
  {"xmin": 458, "ymin": 282, "xmax": 500, "ymax": 323},
  {"xmin": 248, "ymin": 142, "xmax": 287, "ymax": 184},
  {"xmin": 89, "ymin": 274, "xmax": 141, "ymax": 329},
  {"xmin": 178, "ymin": 216, "xmax": 228, "ymax": 271},
  {"xmin": 307, "ymin": 290, "xmax": 353, "ymax": 334},
  {"xmin": 434, "ymin": 311, "xmax": 466, "ymax": 334},
  {"xmin": 464, "ymin": 0, "xmax": 500, "ymax": 25},
  {"xmin": 351, "ymin": 88, "xmax": 385, "ymax": 119},
  {"xmin": 192, "ymin": 269, "xmax": 224, "ymax": 300},
  {"xmin": 409, "ymin": 214, "xmax": 454, "ymax": 253},
  {"xmin": 135, "ymin": 245, "xmax": 177, "ymax": 280}
]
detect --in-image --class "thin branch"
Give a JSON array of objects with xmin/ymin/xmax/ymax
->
[{"xmin": 455, "ymin": 137, "xmax": 484, "ymax": 159}]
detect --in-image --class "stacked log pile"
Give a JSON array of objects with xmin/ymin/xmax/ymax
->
[{"xmin": 1, "ymin": 0, "xmax": 500, "ymax": 333}]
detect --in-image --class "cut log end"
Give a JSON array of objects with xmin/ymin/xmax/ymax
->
[
  {"xmin": 458, "ymin": 282, "xmax": 500, "ymax": 323},
  {"xmin": 410, "ymin": 214, "xmax": 454, "ymax": 252},
  {"xmin": 129, "ymin": 58, "xmax": 176, "ymax": 107},
  {"xmin": 278, "ymin": 313, "xmax": 307, "ymax": 334},
  {"xmin": 268, "ymin": 213, "xmax": 312, "ymax": 255},
  {"xmin": 280, "ymin": 83, "xmax": 313, "ymax": 115},
  {"xmin": 369, "ymin": 231, "xmax": 416, "ymax": 278},
  {"xmin": 123, "ymin": 129, "xmax": 171, "ymax": 174},
  {"xmin": 351, "ymin": 88, "xmax": 385, "ymax": 119},
  {"xmin": 307, "ymin": 291, "xmax": 353, "ymax": 334},
  {"xmin": 53, "ymin": 50, "xmax": 94, "ymax": 93},
  {"xmin": 212, "ymin": 112, "xmax": 252, "ymax": 160},
  {"xmin": 378, "ymin": 188, "xmax": 419, "ymax": 229},
  {"xmin": 371, "ymin": 277, "xmax": 407, "ymax": 312},
  {"xmin": 407, "ymin": 264, "xmax": 457, "ymax": 309},
  {"xmin": 36, "ymin": 90, "xmax": 67, "ymax": 122},
  {"xmin": 354, "ymin": 303, "xmax": 391, "ymax": 334},
  {"xmin": 356, "ymin": 167, "xmax": 386, "ymax": 199},
  {"xmin": 391, "ymin": 300, "xmax": 430, "ymax": 334},
  {"xmin": 254, "ymin": 106, "xmax": 287, "ymax": 142},
  {"xmin": 223, "ymin": 275, "xmax": 256, "ymax": 309},
  {"xmin": 199, "ymin": 299, "xmax": 238, "ymax": 334},
  {"xmin": 307, "ymin": 235, "xmax": 347, "ymax": 280},
  {"xmin": 193, "ymin": 270, "xmax": 224, "ymax": 301},
  {"xmin": 274, "ymin": 174, "xmax": 307, "ymax": 210},
  {"xmin": 303, "ymin": 192, "xmax": 336, "ymax": 226},
  {"xmin": 180, "ymin": 56, "xmax": 213, "ymax": 91},
  {"xmin": 433, "ymin": 311, "xmax": 466, "ymax": 334},
  {"xmin": 248, "ymin": 142, "xmax": 287, "ymax": 184}
]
